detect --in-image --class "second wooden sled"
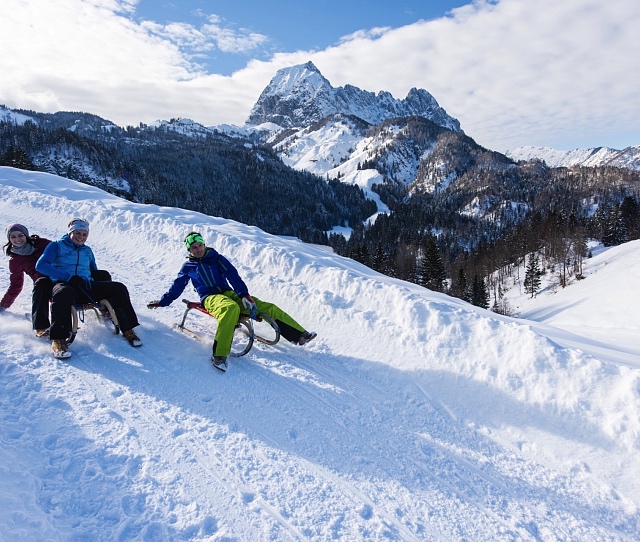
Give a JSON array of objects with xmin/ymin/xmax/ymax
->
[{"xmin": 173, "ymin": 299, "xmax": 280, "ymax": 357}]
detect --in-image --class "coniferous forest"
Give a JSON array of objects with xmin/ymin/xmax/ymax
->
[
  {"xmin": 338, "ymin": 160, "xmax": 640, "ymax": 312},
  {"xmin": 0, "ymin": 114, "xmax": 376, "ymax": 245},
  {"xmin": 2, "ymin": 109, "xmax": 640, "ymax": 314}
]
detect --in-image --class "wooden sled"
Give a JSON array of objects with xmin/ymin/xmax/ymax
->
[
  {"xmin": 67, "ymin": 299, "xmax": 119, "ymax": 344},
  {"xmin": 173, "ymin": 299, "xmax": 280, "ymax": 357}
]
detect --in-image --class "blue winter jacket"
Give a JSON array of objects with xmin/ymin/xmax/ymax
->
[
  {"xmin": 158, "ymin": 247, "xmax": 249, "ymax": 306},
  {"xmin": 36, "ymin": 234, "xmax": 97, "ymax": 284}
]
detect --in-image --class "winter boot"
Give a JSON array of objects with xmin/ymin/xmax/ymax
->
[
  {"xmin": 51, "ymin": 339, "xmax": 71, "ymax": 359},
  {"xmin": 35, "ymin": 329, "xmax": 49, "ymax": 338},
  {"xmin": 298, "ymin": 331, "xmax": 317, "ymax": 346},
  {"xmin": 123, "ymin": 329, "xmax": 143, "ymax": 347},
  {"xmin": 212, "ymin": 355, "xmax": 228, "ymax": 372}
]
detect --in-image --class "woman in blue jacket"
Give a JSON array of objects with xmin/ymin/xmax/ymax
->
[
  {"xmin": 36, "ymin": 218, "xmax": 142, "ymax": 358},
  {"xmin": 148, "ymin": 232, "xmax": 316, "ymax": 371}
]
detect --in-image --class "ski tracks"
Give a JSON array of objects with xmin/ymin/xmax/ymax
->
[
  {"xmin": 54, "ymin": 337, "xmax": 310, "ymax": 541},
  {"xmin": 3, "ymin": 319, "xmax": 639, "ymax": 541},
  {"xmin": 258, "ymin": 346, "xmax": 640, "ymax": 541}
]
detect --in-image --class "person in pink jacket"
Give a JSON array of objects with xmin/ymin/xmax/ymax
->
[{"xmin": 0, "ymin": 224, "xmax": 53, "ymax": 336}]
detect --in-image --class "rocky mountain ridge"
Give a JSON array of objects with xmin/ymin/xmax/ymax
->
[
  {"xmin": 247, "ymin": 61, "xmax": 461, "ymax": 132},
  {"xmin": 507, "ymin": 145, "xmax": 640, "ymax": 171}
]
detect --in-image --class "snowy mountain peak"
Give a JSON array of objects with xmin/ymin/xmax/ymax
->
[
  {"xmin": 247, "ymin": 62, "xmax": 461, "ymax": 132},
  {"xmin": 266, "ymin": 61, "xmax": 331, "ymax": 97}
]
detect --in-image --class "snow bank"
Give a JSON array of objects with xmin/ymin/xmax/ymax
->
[{"xmin": 1, "ymin": 166, "xmax": 639, "ymax": 541}]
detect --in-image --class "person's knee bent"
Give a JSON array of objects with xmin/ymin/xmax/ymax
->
[
  {"xmin": 34, "ymin": 277, "xmax": 53, "ymax": 290},
  {"xmin": 101, "ymin": 281, "xmax": 130, "ymax": 302},
  {"xmin": 52, "ymin": 284, "xmax": 75, "ymax": 304},
  {"xmin": 223, "ymin": 302, "xmax": 240, "ymax": 321},
  {"xmin": 107, "ymin": 281, "xmax": 128, "ymax": 295}
]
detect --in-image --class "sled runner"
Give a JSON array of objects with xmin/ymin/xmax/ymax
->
[
  {"xmin": 67, "ymin": 299, "xmax": 119, "ymax": 344},
  {"xmin": 173, "ymin": 299, "xmax": 280, "ymax": 357},
  {"xmin": 26, "ymin": 297, "xmax": 120, "ymax": 344}
]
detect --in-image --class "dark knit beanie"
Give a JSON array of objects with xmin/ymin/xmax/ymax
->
[{"xmin": 6, "ymin": 223, "xmax": 30, "ymax": 242}]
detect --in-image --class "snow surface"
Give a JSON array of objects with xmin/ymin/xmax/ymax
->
[
  {"xmin": 0, "ymin": 104, "xmax": 35, "ymax": 126},
  {"xmin": 1, "ymin": 166, "xmax": 639, "ymax": 541},
  {"xmin": 506, "ymin": 145, "xmax": 640, "ymax": 171},
  {"xmin": 277, "ymin": 118, "xmax": 390, "ymax": 235}
]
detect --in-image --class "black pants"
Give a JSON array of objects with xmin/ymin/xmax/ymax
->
[
  {"xmin": 49, "ymin": 281, "xmax": 139, "ymax": 340},
  {"xmin": 32, "ymin": 277, "xmax": 53, "ymax": 330}
]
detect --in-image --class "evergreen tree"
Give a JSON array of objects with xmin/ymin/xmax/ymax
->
[
  {"xmin": 451, "ymin": 267, "xmax": 470, "ymax": 301},
  {"xmin": 422, "ymin": 237, "xmax": 446, "ymax": 292},
  {"xmin": 620, "ymin": 195, "xmax": 640, "ymax": 241},
  {"xmin": 602, "ymin": 203, "xmax": 626, "ymax": 246},
  {"xmin": 470, "ymin": 275, "xmax": 490, "ymax": 309},
  {"xmin": 1, "ymin": 145, "xmax": 36, "ymax": 170},
  {"xmin": 523, "ymin": 252, "xmax": 543, "ymax": 298},
  {"xmin": 371, "ymin": 242, "xmax": 385, "ymax": 272}
]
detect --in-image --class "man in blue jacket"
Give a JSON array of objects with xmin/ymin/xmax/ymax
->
[{"xmin": 148, "ymin": 232, "xmax": 316, "ymax": 371}]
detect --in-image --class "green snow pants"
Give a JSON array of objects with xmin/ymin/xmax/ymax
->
[{"xmin": 202, "ymin": 290, "xmax": 306, "ymax": 357}]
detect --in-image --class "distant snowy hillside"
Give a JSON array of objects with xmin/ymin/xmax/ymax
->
[
  {"xmin": 148, "ymin": 118, "xmax": 217, "ymax": 138},
  {"xmin": 507, "ymin": 144, "xmax": 640, "ymax": 170},
  {"xmin": 1, "ymin": 167, "xmax": 640, "ymax": 541},
  {"xmin": 0, "ymin": 104, "xmax": 34, "ymax": 125}
]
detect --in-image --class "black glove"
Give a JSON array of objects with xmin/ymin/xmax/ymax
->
[
  {"xmin": 91, "ymin": 269, "xmax": 112, "ymax": 281},
  {"xmin": 67, "ymin": 275, "xmax": 86, "ymax": 288},
  {"xmin": 147, "ymin": 300, "xmax": 161, "ymax": 309}
]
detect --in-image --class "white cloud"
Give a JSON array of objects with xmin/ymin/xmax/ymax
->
[
  {"xmin": 302, "ymin": 0, "xmax": 640, "ymax": 151},
  {"xmin": 202, "ymin": 15, "xmax": 270, "ymax": 54},
  {"xmin": 140, "ymin": 21, "xmax": 209, "ymax": 51},
  {"xmin": 338, "ymin": 27, "xmax": 391, "ymax": 44},
  {"xmin": 140, "ymin": 13, "xmax": 270, "ymax": 56},
  {"xmin": 1, "ymin": 0, "xmax": 638, "ymax": 151}
]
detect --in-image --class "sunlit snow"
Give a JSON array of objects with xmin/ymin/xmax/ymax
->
[{"xmin": 1, "ymin": 167, "xmax": 639, "ymax": 541}]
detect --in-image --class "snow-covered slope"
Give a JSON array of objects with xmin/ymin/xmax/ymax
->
[
  {"xmin": 507, "ymin": 144, "xmax": 640, "ymax": 170},
  {"xmin": 0, "ymin": 104, "xmax": 34, "ymax": 126},
  {"xmin": 148, "ymin": 118, "xmax": 216, "ymax": 138},
  {"xmin": 513, "ymin": 241, "xmax": 640, "ymax": 360},
  {"xmin": 1, "ymin": 166, "xmax": 639, "ymax": 541}
]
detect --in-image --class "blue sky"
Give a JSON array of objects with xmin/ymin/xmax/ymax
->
[
  {"xmin": 132, "ymin": 0, "xmax": 469, "ymax": 75},
  {"xmin": 1, "ymin": 0, "xmax": 639, "ymax": 152}
]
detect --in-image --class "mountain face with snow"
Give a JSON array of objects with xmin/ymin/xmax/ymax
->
[
  {"xmin": 507, "ymin": 145, "xmax": 640, "ymax": 171},
  {"xmin": 241, "ymin": 63, "xmax": 516, "ymax": 201},
  {"xmin": 247, "ymin": 61, "xmax": 461, "ymax": 133},
  {"xmin": 272, "ymin": 112, "xmax": 511, "ymax": 196},
  {"xmin": 0, "ymin": 106, "xmax": 377, "ymax": 245}
]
